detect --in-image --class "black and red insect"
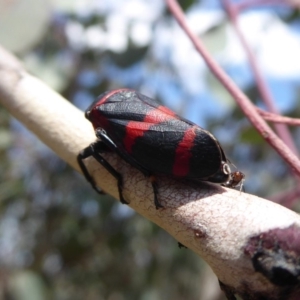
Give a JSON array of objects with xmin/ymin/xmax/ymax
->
[{"xmin": 77, "ymin": 89, "xmax": 244, "ymax": 209}]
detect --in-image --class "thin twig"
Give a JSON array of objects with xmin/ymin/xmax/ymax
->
[
  {"xmin": 165, "ymin": 0, "xmax": 300, "ymax": 177},
  {"xmin": 236, "ymin": 0, "xmax": 289, "ymax": 12},
  {"xmin": 258, "ymin": 108, "xmax": 300, "ymax": 126},
  {"xmin": 222, "ymin": 0, "xmax": 298, "ymax": 156}
]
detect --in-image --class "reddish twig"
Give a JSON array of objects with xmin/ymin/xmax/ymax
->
[
  {"xmin": 165, "ymin": 0, "xmax": 300, "ymax": 176},
  {"xmin": 258, "ymin": 108, "xmax": 300, "ymax": 126},
  {"xmin": 222, "ymin": 0, "xmax": 299, "ymax": 156},
  {"xmin": 236, "ymin": 0, "xmax": 289, "ymax": 12}
]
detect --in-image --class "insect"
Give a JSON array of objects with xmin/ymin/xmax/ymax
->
[{"xmin": 77, "ymin": 89, "xmax": 245, "ymax": 209}]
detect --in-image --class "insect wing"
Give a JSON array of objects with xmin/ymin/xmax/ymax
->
[
  {"xmin": 88, "ymin": 89, "xmax": 225, "ymax": 180},
  {"xmin": 135, "ymin": 91, "xmax": 197, "ymax": 127},
  {"xmin": 104, "ymin": 117, "xmax": 222, "ymax": 179}
]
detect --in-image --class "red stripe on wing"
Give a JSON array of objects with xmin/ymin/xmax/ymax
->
[
  {"xmin": 172, "ymin": 126, "xmax": 197, "ymax": 177},
  {"xmin": 155, "ymin": 105, "xmax": 177, "ymax": 117},
  {"xmin": 143, "ymin": 106, "xmax": 176, "ymax": 123},
  {"xmin": 123, "ymin": 121, "xmax": 153, "ymax": 153},
  {"xmin": 123, "ymin": 107, "xmax": 176, "ymax": 153}
]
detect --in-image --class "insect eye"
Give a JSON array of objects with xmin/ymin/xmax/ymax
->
[{"xmin": 222, "ymin": 162, "xmax": 231, "ymax": 175}]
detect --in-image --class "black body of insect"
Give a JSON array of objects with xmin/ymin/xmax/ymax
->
[{"xmin": 77, "ymin": 89, "xmax": 244, "ymax": 209}]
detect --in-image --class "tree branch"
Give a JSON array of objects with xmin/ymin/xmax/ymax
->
[{"xmin": 1, "ymin": 45, "xmax": 300, "ymax": 299}]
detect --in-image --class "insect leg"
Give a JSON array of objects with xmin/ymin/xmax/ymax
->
[
  {"xmin": 77, "ymin": 144, "xmax": 102, "ymax": 193},
  {"xmin": 77, "ymin": 141, "xmax": 128, "ymax": 205},
  {"xmin": 178, "ymin": 242, "xmax": 187, "ymax": 249},
  {"xmin": 149, "ymin": 175, "xmax": 163, "ymax": 209},
  {"xmin": 97, "ymin": 129, "xmax": 164, "ymax": 209}
]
